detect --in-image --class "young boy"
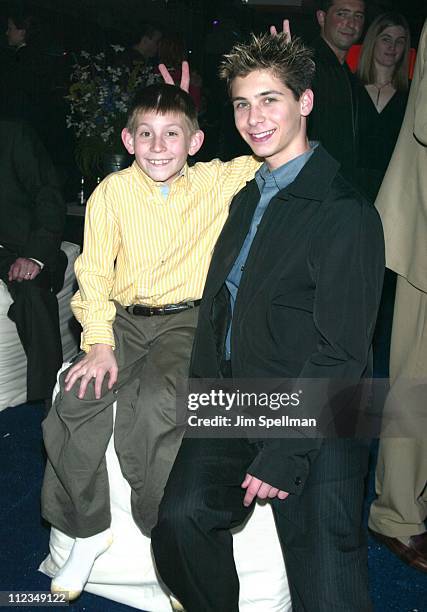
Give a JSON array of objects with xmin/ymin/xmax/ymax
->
[{"xmin": 41, "ymin": 82, "xmax": 260, "ymax": 599}]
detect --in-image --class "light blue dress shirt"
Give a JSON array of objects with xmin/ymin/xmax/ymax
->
[{"xmin": 225, "ymin": 146, "xmax": 316, "ymax": 359}]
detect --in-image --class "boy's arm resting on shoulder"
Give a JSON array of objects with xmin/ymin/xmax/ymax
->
[
  {"xmin": 244, "ymin": 197, "xmax": 385, "ymax": 497},
  {"xmin": 215, "ymin": 155, "xmax": 261, "ymax": 200}
]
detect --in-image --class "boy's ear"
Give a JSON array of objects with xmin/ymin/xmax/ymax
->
[
  {"xmin": 300, "ymin": 89, "xmax": 314, "ymax": 117},
  {"xmin": 188, "ymin": 129, "xmax": 204, "ymax": 156},
  {"xmin": 121, "ymin": 128, "xmax": 135, "ymax": 155}
]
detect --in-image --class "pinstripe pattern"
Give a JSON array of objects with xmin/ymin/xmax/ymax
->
[{"xmin": 71, "ymin": 157, "xmax": 261, "ymax": 351}]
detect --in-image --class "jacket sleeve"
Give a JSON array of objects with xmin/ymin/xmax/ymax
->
[
  {"xmin": 12, "ymin": 122, "xmax": 65, "ymax": 267},
  {"xmin": 246, "ymin": 195, "xmax": 385, "ymax": 494}
]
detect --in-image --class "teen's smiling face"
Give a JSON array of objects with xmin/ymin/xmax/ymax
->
[
  {"xmin": 231, "ymin": 69, "xmax": 313, "ymax": 170},
  {"xmin": 122, "ymin": 111, "xmax": 203, "ymax": 185}
]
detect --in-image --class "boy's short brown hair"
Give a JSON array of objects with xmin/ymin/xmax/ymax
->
[
  {"xmin": 126, "ymin": 83, "xmax": 199, "ymax": 133},
  {"xmin": 219, "ymin": 32, "xmax": 315, "ymax": 102}
]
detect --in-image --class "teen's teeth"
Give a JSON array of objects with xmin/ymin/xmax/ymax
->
[
  {"xmin": 251, "ymin": 130, "xmax": 276, "ymax": 140},
  {"xmin": 251, "ymin": 129, "xmax": 275, "ymax": 140}
]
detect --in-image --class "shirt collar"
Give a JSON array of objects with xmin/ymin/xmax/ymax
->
[
  {"xmin": 132, "ymin": 160, "xmax": 190, "ymax": 195},
  {"xmin": 255, "ymin": 143, "xmax": 317, "ymax": 193}
]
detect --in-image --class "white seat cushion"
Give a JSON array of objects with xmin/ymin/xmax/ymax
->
[{"xmin": 0, "ymin": 279, "xmax": 27, "ymax": 410}]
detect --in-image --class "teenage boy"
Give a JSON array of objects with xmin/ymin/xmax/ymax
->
[
  {"xmin": 152, "ymin": 33, "xmax": 384, "ymax": 611},
  {"xmin": 41, "ymin": 83, "xmax": 260, "ymax": 599}
]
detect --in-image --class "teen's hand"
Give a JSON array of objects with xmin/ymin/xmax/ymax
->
[
  {"xmin": 270, "ymin": 19, "xmax": 291, "ymax": 42},
  {"xmin": 241, "ymin": 473, "xmax": 289, "ymax": 506},
  {"xmin": 64, "ymin": 343, "xmax": 118, "ymax": 400},
  {"xmin": 158, "ymin": 60, "xmax": 190, "ymax": 92},
  {"xmin": 8, "ymin": 257, "xmax": 41, "ymax": 282}
]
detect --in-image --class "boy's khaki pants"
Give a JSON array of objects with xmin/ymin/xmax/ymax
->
[{"xmin": 41, "ymin": 303, "xmax": 199, "ymax": 538}]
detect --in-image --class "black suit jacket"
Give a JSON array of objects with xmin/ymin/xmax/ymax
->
[
  {"xmin": 0, "ymin": 120, "xmax": 65, "ymax": 268},
  {"xmin": 190, "ymin": 145, "xmax": 384, "ymax": 493},
  {"xmin": 308, "ymin": 37, "xmax": 359, "ymax": 181}
]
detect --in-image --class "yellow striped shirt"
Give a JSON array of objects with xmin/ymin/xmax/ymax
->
[{"xmin": 71, "ymin": 156, "xmax": 261, "ymax": 351}]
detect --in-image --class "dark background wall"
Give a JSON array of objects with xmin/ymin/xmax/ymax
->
[{"xmin": 0, "ymin": 0, "xmax": 425, "ymax": 58}]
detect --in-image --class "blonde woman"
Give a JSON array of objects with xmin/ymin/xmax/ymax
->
[
  {"xmin": 355, "ymin": 12, "xmax": 411, "ymax": 378},
  {"xmin": 356, "ymin": 12, "xmax": 410, "ymax": 200}
]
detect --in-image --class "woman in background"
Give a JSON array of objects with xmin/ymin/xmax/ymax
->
[
  {"xmin": 356, "ymin": 12, "xmax": 411, "ymax": 378},
  {"xmin": 356, "ymin": 12, "xmax": 410, "ymax": 201}
]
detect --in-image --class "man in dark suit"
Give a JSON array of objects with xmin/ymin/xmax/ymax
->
[
  {"xmin": 0, "ymin": 120, "xmax": 66, "ymax": 401},
  {"xmin": 152, "ymin": 33, "xmax": 384, "ymax": 611},
  {"xmin": 309, "ymin": 0, "xmax": 365, "ymax": 181}
]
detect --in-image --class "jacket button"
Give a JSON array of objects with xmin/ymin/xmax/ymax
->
[
  {"xmin": 113, "ymin": 389, "xmax": 118, "ymax": 395},
  {"xmin": 294, "ymin": 476, "xmax": 302, "ymax": 486}
]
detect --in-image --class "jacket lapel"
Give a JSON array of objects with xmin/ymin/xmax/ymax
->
[
  {"xmin": 234, "ymin": 146, "xmax": 340, "ymax": 320},
  {"xmin": 203, "ymin": 179, "xmax": 261, "ymax": 298}
]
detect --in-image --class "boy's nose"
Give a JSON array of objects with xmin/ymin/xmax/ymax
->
[
  {"xmin": 247, "ymin": 106, "xmax": 264, "ymax": 127},
  {"xmin": 150, "ymin": 136, "xmax": 166, "ymax": 152}
]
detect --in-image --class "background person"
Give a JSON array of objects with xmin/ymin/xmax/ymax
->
[
  {"xmin": 0, "ymin": 120, "xmax": 66, "ymax": 402},
  {"xmin": 308, "ymin": 0, "xmax": 365, "ymax": 181},
  {"xmin": 355, "ymin": 12, "xmax": 410, "ymax": 378},
  {"xmin": 369, "ymin": 18, "xmax": 427, "ymax": 574}
]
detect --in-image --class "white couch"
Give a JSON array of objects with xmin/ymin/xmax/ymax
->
[{"xmin": 0, "ymin": 241, "xmax": 80, "ymax": 411}]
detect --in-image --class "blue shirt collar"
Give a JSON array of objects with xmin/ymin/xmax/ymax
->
[{"xmin": 255, "ymin": 143, "xmax": 318, "ymax": 193}]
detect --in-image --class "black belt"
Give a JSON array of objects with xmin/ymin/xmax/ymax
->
[{"xmin": 126, "ymin": 299, "xmax": 201, "ymax": 316}]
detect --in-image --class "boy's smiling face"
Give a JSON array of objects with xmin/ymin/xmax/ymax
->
[
  {"xmin": 122, "ymin": 111, "xmax": 203, "ymax": 185},
  {"xmin": 231, "ymin": 69, "xmax": 312, "ymax": 170}
]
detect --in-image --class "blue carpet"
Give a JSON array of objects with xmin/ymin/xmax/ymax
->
[{"xmin": 0, "ymin": 403, "xmax": 426, "ymax": 611}]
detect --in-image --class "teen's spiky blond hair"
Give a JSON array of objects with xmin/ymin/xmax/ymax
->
[{"xmin": 219, "ymin": 32, "xmax": 315, "ymax": 101}]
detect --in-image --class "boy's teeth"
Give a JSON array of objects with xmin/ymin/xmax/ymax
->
[
  {"xmin": 149, "ymin": 160, "xmax": 170, "ymax": 165},
  {"xmin": 252, "ymin": 129, "xmax": 275, "ymax": 139}
]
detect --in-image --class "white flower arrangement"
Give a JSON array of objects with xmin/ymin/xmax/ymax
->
[{"xmin": 66, "ymin": 45, "xmax": 160, "ymax": 175}]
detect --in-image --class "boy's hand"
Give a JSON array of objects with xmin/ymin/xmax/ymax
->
[
  {"xmin": 64, "ymin": 344, "xmax": 118, "ymax": 400},
  {"xmin": 241, "ymin": 473, "xmax": 289, "ymax": 507},
  {"xmin": 158, "ymin": 60, "xmax": 190, "ymax": 92},
  {"xmin": 270, "ymin": 19, "xmax": 291, "ymax": 42}
]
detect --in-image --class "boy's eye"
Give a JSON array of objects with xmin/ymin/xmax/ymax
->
[
  {"xmin": 139, "ymin": 131, "xmax": 151, "ymax": 138},
  {"xmin": 234, "ymin": 101, "xmax": 249, "ymax": 110},
  {"xmin": 166, "ymin": 131, "xmax": 179, "ymax": 137},
  {"xmin": 263, "ymin": 97, "xmax": 276, "ymax": 104}
]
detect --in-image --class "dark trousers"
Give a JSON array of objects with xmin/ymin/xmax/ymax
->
[
  {"xmin": 42, "ymin": 304, "xmax": 198, "ymax": 538},
  {"xmin": 0, "ymin": 248, "xmax": 65, "ymax": 401},
  {"xmin": 152, "ymin": 437, "xmax": 373, "ymax": 612}
]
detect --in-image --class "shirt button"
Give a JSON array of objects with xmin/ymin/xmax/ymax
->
[
  {"xmin": 295, "ymin": 476, "xmax": 302, "ymax": 486},
  {"xmin": 113, "ymin": 389, "xmax": 118, "ymax": 395},
  {"xmin": 240, "ymin": 265, "xmax": 245, "ymax": 271}
]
